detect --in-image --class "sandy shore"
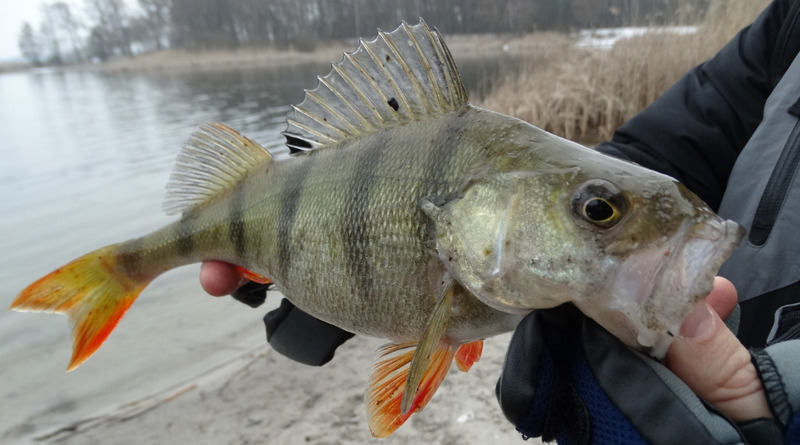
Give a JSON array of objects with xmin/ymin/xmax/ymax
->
[{"xmin": 47, "ymin": 330, "xmax": 538, "ymax": 444}]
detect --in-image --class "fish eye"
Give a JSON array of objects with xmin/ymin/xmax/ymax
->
[{"xmin": 572, "ymin": 180, "xmax": 627, "ymax": 229}]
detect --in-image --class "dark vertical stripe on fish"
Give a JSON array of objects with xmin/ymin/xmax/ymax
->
[
  {"xmin": 175, "ymin": 211, "xmax": 198, "ymax": 257},
  {"xmin": 343, "ymin": 139, "xmax": 387, "ymax": 299},
  {"xmin": 277, "ymin": 155, "xmax": 315, "ymax": 282},
  {"xmin": 117, "ymin": 237, "xmax": 145, "ymax": 274},
  {"xmin": 228, "ymin": 182, "xmax": 247, "ymax": 260},
  {"xmin": 422, "ymin": 118, "xmax": 467, "ymax": 199}
]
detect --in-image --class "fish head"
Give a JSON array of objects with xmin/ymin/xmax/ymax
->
[{"xmin": 423, "ymin": 137, "xmax": 743, "ymax": 358}]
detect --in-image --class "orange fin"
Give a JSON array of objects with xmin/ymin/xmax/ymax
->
[
  {"xmin": 455, "ymin": 340, "xmax": 484, "ymax": 372},
  {"xmin": 234, "ymin": 266, "xmax": 272, "ymax": 284},
  {"xmin": 10, "ymin": 244, "xmax": 150, "ymax": 371},
  {"xmin": 365, "ymin": 341, "xmax": 456, "ymax": 438}
]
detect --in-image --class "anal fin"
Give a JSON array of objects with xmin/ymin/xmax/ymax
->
[
  {"xmin": 365, "ymin": 279, "xmax": 458, "ymax": 437},
  {"xmin": 455, "ymin": 340, "xmax": 484, "ymax": 372},
  {"xmin": 234, "ymin": 266, "xmax": 272, "ymax": 285},
  {"xmin": 400, "ymin": 280, "xmax": 454, "ymax": 414}
]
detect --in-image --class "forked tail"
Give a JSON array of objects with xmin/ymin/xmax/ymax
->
[{"xmin": 9, "ymin": 244, "xmax": 150, "ymax": 371}]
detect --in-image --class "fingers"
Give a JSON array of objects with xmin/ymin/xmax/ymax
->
[
  {"xmin": 702, "ymin": 276, "xmax": 738, "ymax": 320},
  {"xmin": 666, "ymin": 277, "xmax": 771, "ymax": 422},
  {"xmin": 200, "ymin": 261, "xmax": 247, "ymax": 296}
]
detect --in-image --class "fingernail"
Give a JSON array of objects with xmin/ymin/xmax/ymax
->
[{"xmin": 679, "ymin": 302, "xmax": 714, "ymax": 340}]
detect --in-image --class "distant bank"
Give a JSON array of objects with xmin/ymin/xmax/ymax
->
[{"xmin": 0, "ymin": 32, "xmax": 576, "ymax": 76}]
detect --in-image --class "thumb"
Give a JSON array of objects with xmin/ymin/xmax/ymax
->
[
  {"xmin": 666, "ymin": 277, "xmax": 771, "ymax": 422},
  {"xmin": 200, "ymin": 261, "xmax": 247, "ymax": 296}
]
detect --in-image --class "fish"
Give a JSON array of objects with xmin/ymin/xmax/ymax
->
[{"xmin": 10, "ymin": 20, "xmax": 743, "ymax": 437}]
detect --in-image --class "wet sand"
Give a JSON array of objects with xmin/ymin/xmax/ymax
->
[{"xmin": 47, "ymin": 314, "xmax": 536, "ymax": 445}]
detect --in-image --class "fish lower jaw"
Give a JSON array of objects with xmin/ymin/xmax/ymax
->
[{"xmin": 599, "ymin": 218, "xmax": 744, "ymax": 358}]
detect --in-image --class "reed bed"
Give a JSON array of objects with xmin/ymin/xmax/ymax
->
[{"xmin": 477, "ymin": 0, "xmax": 772, "ymax": 143}]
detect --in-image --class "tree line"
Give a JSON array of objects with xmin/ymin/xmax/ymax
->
[{"xmin": 18, "ymin": 0, "xmax": 710, "ymax": 65}]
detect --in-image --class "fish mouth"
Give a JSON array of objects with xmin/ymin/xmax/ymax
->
[
  {"xmin": 607, "ymin": 218, "xmax": 744, "ymax": 358},
  {"xmin": 636, "ymin": 216, "xmax": 744, "ymax": 358}
]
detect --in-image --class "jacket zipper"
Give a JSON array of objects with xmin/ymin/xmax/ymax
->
[{"xmin": 749, "ymin": 109, "xmax": 800, "ymax": 246}]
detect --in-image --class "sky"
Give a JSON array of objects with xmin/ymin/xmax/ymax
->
[
  {"xmin": 0, "ymin": 0, "xmax": 97, "ymax": 62},
  {"xmin": 0, "ymin": 1, "xmax": 46, "ymax": 61}
]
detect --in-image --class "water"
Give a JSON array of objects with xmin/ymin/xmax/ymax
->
[{"xmin": 0, "ymin": 56, "xmax": 513, "ymax": 443}]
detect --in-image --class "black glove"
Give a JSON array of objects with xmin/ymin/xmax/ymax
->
[
  {"xmin": 496, "ymin": 304, "xmax": 788, "ymax": 445},
  {"xmin": 230, "ymin": 280, "xmax": 354, "ymax": 366},
  {"xmin": 231, "ymin": 281, "xmax": 272, "ymax": 308},
  {"xmin": 263, "ymin": 298, "xmax": 354, "ymax": 366}
]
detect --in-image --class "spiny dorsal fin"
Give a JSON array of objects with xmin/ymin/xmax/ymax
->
[
  {"xmin": 163, "ymin": 122, "xmax": 272, "ymax": 215},
  {"xmin": 283, "ymin": 20, "xmax": 468, "ymax": 153}
]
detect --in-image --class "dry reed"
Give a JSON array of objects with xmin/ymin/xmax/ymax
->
[{"xmin": 477, "ymin": 0, "xmax": 772, "ymax": 143}]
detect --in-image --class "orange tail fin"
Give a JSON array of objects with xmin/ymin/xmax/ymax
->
[
  {"xmin": 9, "ymin": 244, "xmax": 149, "ymax": 371},
  {"xmin": 365, "ymin": 341, "xmax": 457, "ymax": 437}
]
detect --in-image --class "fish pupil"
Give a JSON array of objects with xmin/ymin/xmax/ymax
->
[
  {"xmin": 585, "ymin": 198, "xmax": 614, "ymax": 222},
  {"xmin": 572, "ymin": 179, "xmax": 627, "ymax": 228}
]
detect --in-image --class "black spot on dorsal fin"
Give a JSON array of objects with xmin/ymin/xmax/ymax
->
[
  {"xmin": 285, "ymin": 135, "xmax": 314, "ymax": 154},
  {"xmin": 282, "ymin": 20, "xmax": 468, "ymax": 153}
]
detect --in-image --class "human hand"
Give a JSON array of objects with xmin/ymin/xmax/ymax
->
[
  {"xmin": 200, "ymin": 260, "xmax": 248, "ymax": 296},
  {"xmin": 666, "ymin": 277, "xmax": 771, "ymax": 422},
  {"xmin": 496, "ymin": 278, "xmax": 782, "ymax": 444}
]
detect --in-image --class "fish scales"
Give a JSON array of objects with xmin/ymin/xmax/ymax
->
[
  {"xmin": 114, "ymin": 111, "xmax": 513, "ymax": 341},
  {"xmin": 10, "ymin": 21, "xmax": 744, "ymax": 438},
  {"xmin": 257, "ymin": 114, "xmax": 514, "ymax": 339}
]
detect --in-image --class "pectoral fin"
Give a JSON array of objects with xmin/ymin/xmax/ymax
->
[
  {"xmin": 365, "ymin": 280, "xmax": 457, "ymax": 437},
  {"xmin": 401, "ymin": 280, "xmax": 454, "ymax": 414},
  {"xmin": 365, "ymin": 341, "xmax": 457, "ymax": 437}
]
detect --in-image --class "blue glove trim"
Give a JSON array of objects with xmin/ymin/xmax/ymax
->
[
  {"xmin": 787, "ymin": 411, "xmax": 800, "ymax": 443},
  {"xmin": 515, "ymin": 317, "xmax": 646, "ymax": 444},
  {"xmin": 516, "ymin": 352, "xmax": 554, "ymax": 439}
]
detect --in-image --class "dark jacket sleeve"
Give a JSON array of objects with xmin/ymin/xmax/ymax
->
[{"xmin": 597, "ymin": 0, "xmax": 800, "ymax": 211}]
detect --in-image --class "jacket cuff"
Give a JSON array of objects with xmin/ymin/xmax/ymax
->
[{"xmin": 751, "ymin": 341, "xmax": 800, "ymax": 428}]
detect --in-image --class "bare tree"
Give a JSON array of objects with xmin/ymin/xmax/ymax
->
[
  {"xmin": 18, "ymin": 22, "xmax": 43, "ymax": 65},
  {"xmin": 86, "ymin": 25, "xmax": 112, "ymax": 61},
  {"xmin": 109, "ymin": 0, "xmax": 715, "ymax": 54},
  {"xmin": 40, "ymin": 4, "xmax": 63, "ymax": 64},
  {"xmin": 52, "ymin": 2, "xmax": 85, "ymax": 62},
  {"xmin": 138, "ymin": 0, "xmax": 170, "ymax": 50},
  {"xmin": 86, "ymin": 0, "xmax": 133, "ymax": 57}
]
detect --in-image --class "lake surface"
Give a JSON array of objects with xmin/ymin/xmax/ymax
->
[{"xmin": 0, "ymin": 56, "xmax": 515, "ymax": 443}]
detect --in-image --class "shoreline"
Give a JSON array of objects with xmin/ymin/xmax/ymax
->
[
  {"xmin": 46, "ymin": 332, "xmax": 535, "ymax": 445},
  {"xmin": 7, "ymin": 32, "xmax": 572, "ymax": 76}
]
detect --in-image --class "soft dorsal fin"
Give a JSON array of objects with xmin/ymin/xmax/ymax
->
[
  {"xmin": 163, "ymin": 122, "xmax": 272, "ymax": 215},
  {"xmin": 283, "ymin": 20, "xmax": 469, "ymax": 153}
]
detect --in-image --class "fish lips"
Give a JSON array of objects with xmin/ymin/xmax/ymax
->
[{"xmin": 599, "ymin": 217, "xmax": 744, "ymax": 358}]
